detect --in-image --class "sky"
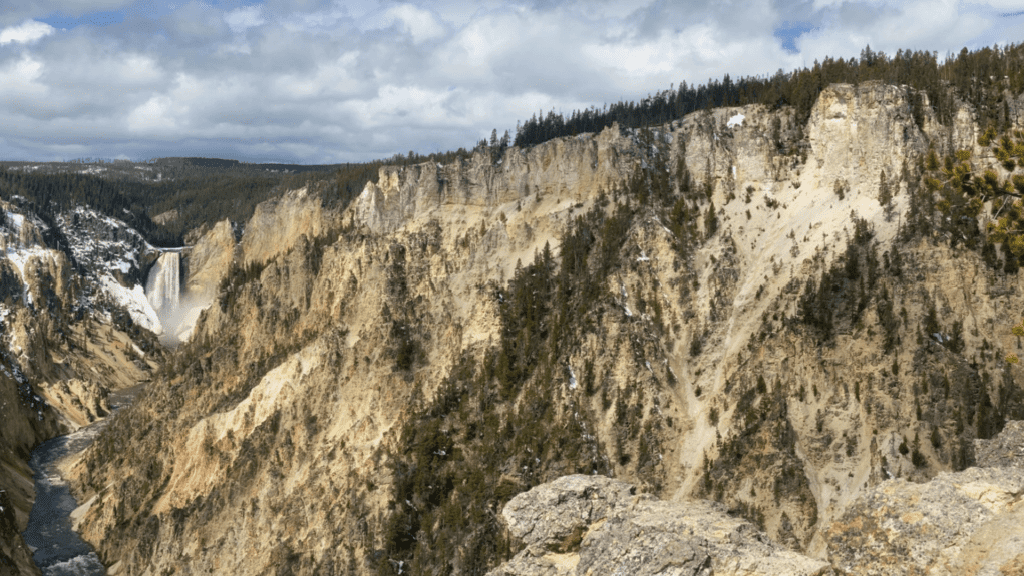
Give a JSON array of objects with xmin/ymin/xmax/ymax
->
[{"xmin": 0, "ymin": 1, "xmax": 1022, "ymax": 164}]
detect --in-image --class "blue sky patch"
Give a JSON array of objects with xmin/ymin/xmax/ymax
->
[
  {"xmin": 39, "ymin": 9, "xmax": 127, "ymax": 30},
  {"xmin": 773, "ymin": 21, "xmax": 815, "ymax": 54}
]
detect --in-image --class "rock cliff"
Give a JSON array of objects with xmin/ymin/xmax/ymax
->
[
  {"xmin": 0, "ymin": 199, "xmax": 163, "ymax": 576},
  {"xmin": 241, "ymin": 186, "xmax": 332, "ymax": 266},
  {"xmin": 354, "ymin": 125, "xmax": 637, "ymax": 235},
  {"xmin": 489, "ymin": 475, "xmax": 832, "ymax": 576},
  {"xmin": 184, "ymin": 219, "xmax": 237, "ymax": 301},
  {"xmin": 69, "ymin": 82, "xmax": 1024, "ymax": 576}
]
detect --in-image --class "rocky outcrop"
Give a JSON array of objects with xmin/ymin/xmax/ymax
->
[
  {"xmin": 0, "ymin": 489, "xmax": 38, "ymax": 576},
  {"xmin": 241, "ymin": 186, "xmax": 331, "ymax": 266},
  {"xmin": 806, "ymin": 81, "xmax": 926, "ymax": 191},
  {"xmin": 826, "ymin": 421, "xmax": 1024, "ymax": 575},
  {"xmin": 38, "ymin": 379, "xmax": 110, "ymax": 430},
  {"xmin": 354, "ymin": 123, "xmax": 638, "ymax": 234},
  {"xmin": 976, "ymin": 421, "xmax": 1024, "ymax": 469},
  {"xmin": 185, "ymin": 219, "xmax": 237, "ymax": 301},
  {"xmin": 490, "ymin": 475, "xmax": 832, "ymax": 576}
]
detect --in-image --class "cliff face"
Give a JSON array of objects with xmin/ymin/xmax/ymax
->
[
  {"xmin": 184, "ymin": 219, "xmax": 237, "ymax": 301},
  {"xmin": 241, "ymin": 186, "xmax": 332, "ymax": 266},
  {"xmin": 0, "ymin": 201, "xmax": 162, "ymax": 576},
  {"xmin": 354, "ymin": 125, "xmax": 636, "ymax": 235},
  {"xmin": 71, "ymin": 82, "xmax": 1024, "ymax": 576}
]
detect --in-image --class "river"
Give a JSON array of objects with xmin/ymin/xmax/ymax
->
[{"xmin": 22, "ymin": 385, "xmax": 143, "ymax": 576}]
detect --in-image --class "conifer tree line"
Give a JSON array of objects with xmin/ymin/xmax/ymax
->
[
  {"xmin": 0, "ymin": 160, "xmax": 385, "ymax": 246},
  {"xmin": 0, "ymin": 168, "xmax": 180, "ymax": 246},
  {"xmin": 513, "ymin": 44, "xmax": 1024, "ymax": 148}
]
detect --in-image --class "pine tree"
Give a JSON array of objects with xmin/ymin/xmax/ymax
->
[
  {"xmin": 704, "ymin": 201, "xmax": 718, "ymax": 238},
  {"xmin": 878, "ymin": 169, "xmax": 894, "ymax": 221}
]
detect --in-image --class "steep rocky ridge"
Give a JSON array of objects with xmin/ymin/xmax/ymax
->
[
  {"xmin": 356, "ymin": 125, "xmax": 636, "ymax": 237},
  {"xmin": 72, "ymin": 82, "xmax": 1024, "ymax": 575},
  {"xmin": 241, "ymin": 186, "xmax": 334, "ymax": 266},
  {"xmin": 183, "ymin": 219, "xmax": 237, "ymax": 302},
  {"xmin": 0, "ymin": 200, "xmax": 164, "ymax": 575}
]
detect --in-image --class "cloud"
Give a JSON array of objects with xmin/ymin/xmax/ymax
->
[
  {"xmin": 376, "ymin": 4, "xmax": 446, "ymax": 43},
  {"xmin": 225, "ymin": 6, "xmax": 265, "ymax": 34},
  {"xmin": 0, "ymin": 0, "xmax": 1018, "ymax": 164},
  {"xmin": 0, "ymin": 20, "xmax": 55, "ymax": 45}
]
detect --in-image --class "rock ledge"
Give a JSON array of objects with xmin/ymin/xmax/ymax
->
[{"xmin": 488, "ymin": 475, "xmax": 832, "ymax": 576}]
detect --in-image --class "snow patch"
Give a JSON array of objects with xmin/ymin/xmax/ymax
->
[
  {"xmin": 5, "ymin": 212, "xmax": 24, "ymax": 231},
  {"xmin": 5, "ymin": 246, "xmax": 58, "ymax": 305},
  {"xmin": 727, "ymin": 113, "xmax": 745, "ymax": 128},
  {"xmin": 99, "ymin": 275, "xmax": 162, "ymax": 335}
]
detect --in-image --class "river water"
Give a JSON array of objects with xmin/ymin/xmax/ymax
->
[
  {"xmin": 22, "ymin": 385, "xmax": 143, "ymax": 576},
  {"xmin": 22, "ymin": 425, "xmax": 107, "ymax": 576}
]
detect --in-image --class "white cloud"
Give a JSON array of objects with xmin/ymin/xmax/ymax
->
[
  {"xmin": 225, "ymin": 6, "xmax": 265, "ymax": 34},
  {"xmin": 0, "ymin": 0, "xmax": 1018, "ymax": 163},
  {"xmin": 798, "ymin": 0, "xmax": 997, "ymax": 60},
  {"xmin": 973, "ymin": 0, "xmax": 1024, "ymax": 11},
  {"xmin": 0, "ymin": 20, "xmax": 54, "ymax": 45},
  {"xmin": 380, "ymin": 4, "xmax": 445, "ymax": 43},
  {"xmin": 127, "ymin": 94, "xmax": 181, "ymax": 134},
  {"xmin": 0, "ymin": 54, "xmax": 47, "ymax": 100}
]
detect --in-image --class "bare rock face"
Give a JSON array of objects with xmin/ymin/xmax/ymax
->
[
  {"xmin": 976, "ymin": 421, "xmax": 1024, "ymax": 469},
  {"xmin": 38, "ymin": 379, "xmax": 110, "ymax": 430},
  {"xmin": 489, "ymin": 475, "xmax": 833, "ymax": 576},
  {"xmin": 826, "ymin": 421, "xmax": 1024, "ymax": 576},
  {"xmin": 807, "ymin": 81, "xmax": 925, "ymax": 191},
  {"xmin": 241, "ymin": 186, "xmax": 330, "ymax": 266},
  {"xmin": 23, "ymin": 250, "xmax": 71, "ymax": 314},
  {"xmin": 185, "ymin": 218, "xmax": 237, "ymax": 300},
  {"xmin": 354, "ymin": 123, "xmax": 637, "ymax": 234},
  {"xmin": 0, "ymin": 489, "xmax": 38, "ymax": 576}
]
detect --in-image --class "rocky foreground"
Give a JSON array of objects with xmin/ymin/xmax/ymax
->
[
  {"xmin": 489, "ymin": 475, "xmax": 832, "ymax": 576},
  {"xmin": 825, "ymin": 420, "xmax": 1024, "ymax": 576},
  {"xmin": 491, "ymin": 421, "xmax": 1024, "ymax": 576}
]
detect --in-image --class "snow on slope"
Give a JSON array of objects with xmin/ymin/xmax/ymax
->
[
  {"xmin": 55, "ymin": 207, "xmax": 165, "ymax": 333},
  {"xmin": 98, "ymin": 275, "xmax": 162, "ymax": 334}
]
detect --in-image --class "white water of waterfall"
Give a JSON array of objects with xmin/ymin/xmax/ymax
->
[
  {"xmin": 144, "ymin": 251, "xmax": 186, "ymax": 345},
  {"xmin": 146, "ymin": 251, "xmax": 180, "ymax": 314}
]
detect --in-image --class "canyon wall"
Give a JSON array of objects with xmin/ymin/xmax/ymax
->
[{"xmin": 71, "ymin": 83, "xmax": 1024, "ymax": 575}]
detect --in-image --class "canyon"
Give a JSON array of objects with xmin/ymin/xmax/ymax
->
[{"xmin": 3, "ymin": 80, "xmax": 1024, "ymax": 574}]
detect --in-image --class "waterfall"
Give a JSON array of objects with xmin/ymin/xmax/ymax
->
[{"xmin": 145, "ymin": 251, "xmax": 180, "ymax": 315}]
